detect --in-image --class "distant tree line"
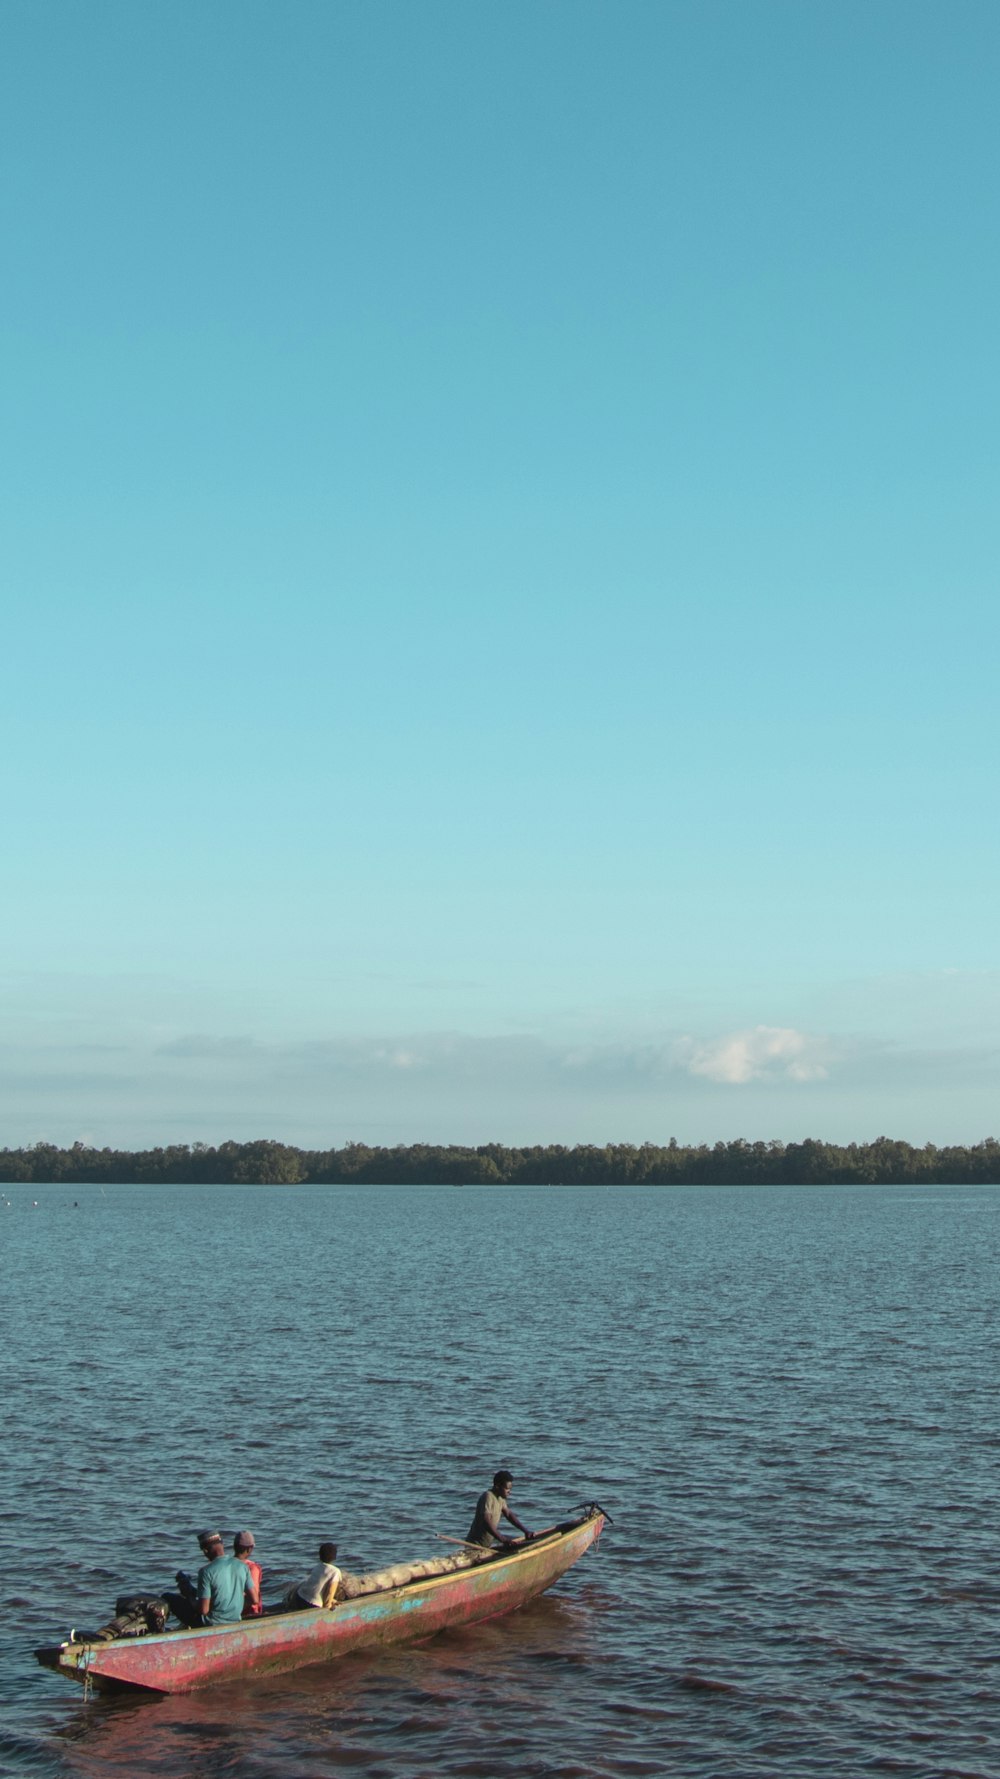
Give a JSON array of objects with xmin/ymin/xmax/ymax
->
[{"xmin": 2, "ymin": 1136, "xmax": 1000, "ymax": 1185}]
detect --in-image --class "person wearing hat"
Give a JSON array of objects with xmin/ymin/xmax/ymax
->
[
  {"xmin": 233, "ymin": 1531, "xmax": 263, "ymax": 1616},
  {"xmin": 196, "ymin": 1530, "xmax": 259, "ymax": 1626},
  {"xmin": 164, "ymin": 1529, "xmax": 227, "ymax": 1628},
  {"xmin": 466, "ymin": 1470, "xmax": 533, "ymax": 1549}
]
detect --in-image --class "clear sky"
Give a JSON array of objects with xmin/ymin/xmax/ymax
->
[{"xmin": 3, "ymin": 0, "xmax": 998, "ymax": 1149}]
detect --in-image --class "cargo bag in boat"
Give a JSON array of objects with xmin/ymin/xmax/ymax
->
[{"xmin": 77, "ymin": 1594, "xmax": 170, "ymax": 1641}]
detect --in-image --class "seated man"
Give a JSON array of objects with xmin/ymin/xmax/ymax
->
[
  {"xmin": 288, "ymin": 1541, "xmax": 342, "ymax": 1611},
  {"xmin": 198, "ymin": 1531, "xmax": 260, "ymax": 1625},
  {"xmin": 467, "ymin": 1470, "xmax": 533, "ymax": 1548},
  {"xmin": 164, "ymin": 1529, "xmax": 225, "ymax": 1628},
  {"xmin": 233, "ymin": 1531, "xmax": 263, "ymax": 1617}
]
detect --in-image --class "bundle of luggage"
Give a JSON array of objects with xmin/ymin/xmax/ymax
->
[
  {"xmin": 75, "ymin": 1594, "xmax": 171, "ymax": 1642},
  {"xmin": 336, "ymin": 1546, "xmax": 492, "ymax": 1600}
]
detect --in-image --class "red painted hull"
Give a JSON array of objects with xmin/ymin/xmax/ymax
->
[{"xmin": 36, "ymin": 1510, "xmax": 605, "ymax": 1694}]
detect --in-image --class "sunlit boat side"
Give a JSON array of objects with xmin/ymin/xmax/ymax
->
[{"xmin": 36, "ymin": 1506, "xmax": 607, "ymax": 1695}]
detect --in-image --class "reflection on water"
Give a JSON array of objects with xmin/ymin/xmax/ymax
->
[{"xmin": 4, "ymin": 1183, "xmax": 1000, "ymax": 1778}]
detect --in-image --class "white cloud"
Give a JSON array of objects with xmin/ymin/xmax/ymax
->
[
  {"xmin": 4, "ymin": 1025, "xmax": 836, "ymax": 1098},
  {"xmin": 679, "ymin": 1025, "xmax": 830, "ymax": 1085},
  {"xmin": 6, "ymin": 1013, "xmax": 999, "ymax": 1148},
  {"xmin": 385, "ymin": 1049, "xmax": 420, "ymax": 1070}
]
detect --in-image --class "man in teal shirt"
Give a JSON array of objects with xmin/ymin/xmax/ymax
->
[{"xmin": 197, "ymin": 1532, "xmax": 260, "ymax": 1625}]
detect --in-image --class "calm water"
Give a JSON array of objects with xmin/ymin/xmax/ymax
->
[{"xmin": 3, "ymin": 1183, "xmax": 1000, "ymax": 1779}]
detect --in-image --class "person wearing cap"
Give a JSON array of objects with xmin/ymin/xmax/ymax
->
[
  {"xmin": 164, "ymin": 1529, "xmax": 227, "ymax": 1628},
  {"xmin": 466, "ymin": 1471, "xmax": 533, "ymax": 1549},
  {"xmin": 233, "ymin": 1531, "xmax": 263, "ymax": 1617},
  {"xmin": 197, "ymin": 1531, "xmax": 260, "ymax": 1626}
]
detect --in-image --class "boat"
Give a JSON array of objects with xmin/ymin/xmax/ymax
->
[{"xmin": 36, "ymin": 1504, "xmax": 607, "ymax": 1694}]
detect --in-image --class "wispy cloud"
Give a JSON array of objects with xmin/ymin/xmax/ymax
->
[
  {"xmin": 150, "ymin": 1027, "xmax": 835, "ymax": 1090},
  {"xmin": 677, "ymin": 1025, "xmax": 831, "ymax": 1085},
  {"xmin": 3, "ymin": 1019, "xmax": 998, "ymax": 1148}
]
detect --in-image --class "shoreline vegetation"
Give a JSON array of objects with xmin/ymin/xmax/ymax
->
[{"xmin": 1, "ymin": 1137, "xmax": 999, "ymax": 1186}]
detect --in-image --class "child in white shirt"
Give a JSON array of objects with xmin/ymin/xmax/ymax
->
[{"xmin": 290, "ymin": 1541, "xmax": 341, "ymax": 1610}]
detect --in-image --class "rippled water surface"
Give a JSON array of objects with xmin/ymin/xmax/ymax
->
[{"xmin": 4, "ymin": 1183, "xmax": 1000, "ymax": 1779}]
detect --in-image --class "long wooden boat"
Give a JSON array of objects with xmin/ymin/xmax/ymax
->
[{"xmin": 36, "ymin": 1506, "xmax": 606, "ymax": 1695}]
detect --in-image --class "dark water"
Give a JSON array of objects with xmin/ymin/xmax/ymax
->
[{"xmin": 4, "ymin": 1183, "xmax": 1000, "ymax": 1779}]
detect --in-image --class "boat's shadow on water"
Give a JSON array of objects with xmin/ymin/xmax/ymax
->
[{"xmin": 45, "ymin": 1591, "xmax": 610, "ymax": 1777}]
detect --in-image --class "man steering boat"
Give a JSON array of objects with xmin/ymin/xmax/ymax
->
[{"xmin": 467, "ymin": 1469, "xmax": 534, "ymax": 1548}]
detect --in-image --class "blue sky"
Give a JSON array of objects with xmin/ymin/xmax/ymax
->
[{"xmin": 3, "ymin": 0, "xmax": 998, "ymax": 1148}]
